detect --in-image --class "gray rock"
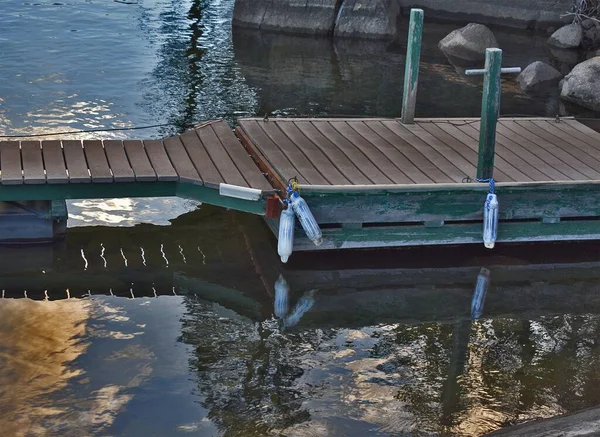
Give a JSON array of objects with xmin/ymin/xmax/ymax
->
[
  {"xmin": 516, "ymin": 61, "xmax": 563, "ymax": 94},
  {"xmin": 334, "ymin": 0, "xmax": 400, "ymax": 39},
  {"xmin": 438, "ymin": 23, "xmax": 498, "ymax": 63},
  {"xmin": 232, "ymin": 0, "xmax": 338, "ymax": 35},
  {"xmin": 560, "ymin": 57, "xmax": 600, "ymax": 111},
  {"xmin": 548, "ymin": 23, "xmax": 582, "ymax": 49},
  {"xmin": 581, "ymin": 18, "xmax": 600, "ymax": 50}
]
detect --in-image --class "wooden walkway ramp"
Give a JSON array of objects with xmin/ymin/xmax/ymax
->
[
  {"xmin": 237, "ymin": 117, "xmax": 600, "ymax": 250},
  {"xmin": 0, "ymin": 120, "xmax": 273, "ymax": 215}
]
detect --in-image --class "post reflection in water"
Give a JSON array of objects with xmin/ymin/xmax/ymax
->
[{"xmin": 471, "ymin": 267, "xmax": 491, "ymax": 320}]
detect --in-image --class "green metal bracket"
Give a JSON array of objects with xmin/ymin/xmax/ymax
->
[{"xmin": 400, "ymin": 8, "xmax": 424, "ymax": 124}]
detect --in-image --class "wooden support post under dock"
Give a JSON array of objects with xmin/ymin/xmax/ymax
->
[{"xmin": 400, "ymin": 9, "xmax": 423, "ymax": 125}]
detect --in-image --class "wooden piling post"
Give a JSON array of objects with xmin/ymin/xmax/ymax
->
[
  {"xmin": 400, "ymin": 9, "xmax": 423, "ymax": 124},
  {"xmin": 477, "ymin": 48, "xmax": 502, "ymax": 180}
]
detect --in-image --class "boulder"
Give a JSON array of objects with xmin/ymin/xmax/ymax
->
[
  {"xmin": 334, "ymin": 0, "xmax": 400, "ymax": 39},
  {"xmin": 581, "ymin": 18, "xmax": 600, "ymax": 50},
  {"xmin": 548, "ymin": 23, "xmax": 582, "ymax": 49},
  {"xmin": 438, "ymin": 23, "xmax": 498, "ymax": 64},
  {"xmin": 516, "ymin": 61, "xmax": 563, "ymax": 93},
  {"xmin": 560, "ymin": 57, "xmax": 600, "ymax": 111},
  {"xmin": 232, "ymin": 0, "xmax": 338, "ymax": 35}
]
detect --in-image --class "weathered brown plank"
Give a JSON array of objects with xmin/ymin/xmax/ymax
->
[
  {"xmin": 239, "ymin": 120, "xmax": 307, "ymax": 185},
  {"xmin": 419, "ymin": 122, "xmax": 511, "ymax": 182},
  {"xmin": 556, "ymin": 119, "xmax": 600, "ymax": 150},
  {"xmin": 0, "ymin": 141, "xmax": 23, "ymax": 185},
  {"xmin": 103, "ymin": 140, "xmax": 135, "ymax": 182},
  {"xmin": 143, "ymin": 140, "xmax": 178, "ymax": 182},
  {"xmin": 328, "ymin": 121, "xmax": 412, "ymax": 185},
  {"xmin": 499, "ymin": 121, "xmax": 594, "ymax": 180},
  {"xmin": 211, "ymin": 121, "xmax": 272, "ymax": 190},
  {"xmin": 312, "ymin": 121, "xmax": 392, "ymax": 184},
  {"xmin": 485, "ymin": 128, "xmax": 571, "ymax": 181},
  {"xmin": 515, "ymin": 121, "xmax": 600, "ymax": 172},
  {"xmin": 163, "ymin": 136, "xmax": 202, "ymax": 185},
  {"xmin": 346, "ymin": 121, "xmax": 428, "ymax": 184},
  {"xmin": 564, "ymin": 119, "xmax": 600, "ymax": 144},
  {"xmin": 456, "ymin": 124, "xmax": 547, "ymax": 181},
  {"xmin": 178, "ymin": 130, "xmax": 221, "ymax": 187},
  {"xmin": 83, "ymin": 140, "xmax": 113, "ymax": 183},
  {"xmin": 292, "ymin": 121, "xmax": 371, "ymax": 185},
  {"xmin": 41, "ymin": 141, "xmax": 68, "ymax": 184},
  {"xmin": 531, "ymin": 120, "xmax": 600, "ymax": 159},
  {"xmin": 275, "ymin": 121, "xmax": 350, "ymax": 185},
  {"xmin": 258, "ymin": 121, "xmax": 329, "ymax": 185},
  {"xmin": 402, "ymin": 122, "xmax": 478, "ymax": 180},
  {"xmin": 123, "ymin": 140, "xmax": 157, "ymax": 182},
  {"xmin": 20, "ymin": 141, "xmax": 46, "ymax": 184},
  {"xmin": 375, "ymin": 121, "xmax": 454, "ymax": 183},
  {"xmin": 62, "ymin": 140, "xmax": 91, "ymax": 183},
  {"xmin": 433, "ymin": 121, "xmax": 530, "ymax": 182},
  {"xmin": 194, "ymin": 124, "xmax": 247, "ymax": 187}
]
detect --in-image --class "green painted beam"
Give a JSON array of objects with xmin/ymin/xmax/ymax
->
[
  {"xmin": 477, "ymin": 48, "xmax": 502, "ymax": 179},
  {"xmin": 0, "ymin": 182, "xmax": 266, "ymax": 216},
  {"xmin": 290, "ymin": 219, "xmax": 600, "ymax": 251},
  {"xmin": 302, "ymin": 183, "xmax": 600, "ymax": 224},
  {"xmin": 400, "ymin": 8, "xmax": 424, "ymax": 124}
]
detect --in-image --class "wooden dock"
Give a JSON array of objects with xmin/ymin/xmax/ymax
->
[
  {"xmin": 237, "ymin": 116, "xmax": 600, "ymax": 250},
  {"xmin": 0, "ymin": 120, "xmax": 273, "ymax": 215}
]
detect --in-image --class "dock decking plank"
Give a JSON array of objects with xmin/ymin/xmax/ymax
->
[
  {"xmin": 400, "ymin": 122, "xmax": 478, "ymax": 180},
  {"xmin": 83, "ymin": 140, "xmax": 113, "ymax": 183},
  {"xmin": 178, "ymin": 130, "xmax": 221, "ymax": 187},
  {"xmin": 103, "ymin": 140, "xmax": 135, "ymax": 182},
  {"xmin": 258, "ymin": 121, "xmax": 329, "ymax": 185},
  {"xmin": 489, "ymin": 129, "xmax": 571, "ymax": 181},
  {"xmin": 498, "ymin": 121, "xmax": 593, "ymax": 180},
  {"xmin": 376, "ymin": 121, "xmax": 455, "ymax": 183},
  {"xmin": 164, "ymin": 135, "xmax": 203, "ymax": 185},
  {"xmin": 530, "ymin": 120, "xmax": 600, "ymax": 160},
  {"xmin": 515, "ymin": 121, "xmax": 600, "ymax": 171},
  {"xmin": 143, "ymin": 140, "xmax": 179, "ymax": 182},
  {"xmin": 455, "ymin": 124, "xmax": 546, "ymax": 181},
  {"xmin": 432, "ymin": 121, "xmax": 529, "ymax": 182},
  {"xmin": 193, "ymin": 124, "xmax": 248, "ymax": 187},
  {"xmin": 292, "ymin": 121, "xmax": 371, "ymax": 185},
  {"xmin": 21, "ymin": 141, "xmax": 46, "ymax": 184},
  {"xmin": 239, "ymin": 120, "xmax": 307, "ymax": 184},
  {"xmin": 275, "ymin": 121, "xmax": 350, "ymax": 185},
  {"xmin": 211, "ymin": 121, "xmax": 272, "ymax": 190},
  {"xmin": 0, "ymin": 141, "xmax": 23, "ymax": 185},
  {"xmin": 42, "ymin": 141, "xmax": 69, "ymax": 184},
  {"xmin": 62, "ymin": 140, "xmax": 91, "ymax": 183},
  {"xmin": 418, "ymin": 122, "xmax": 511, "ymax": 182},
  {"xmin": 563, "ymin": 119, "xmax": 600, "ymax": 144},
  {"xmin": 328, "ymin": 121, "xmax": 408, "ymax": 184},
  {"xmin": 311, "ymin": 121, "xmax": 392, "ymax": 184},
  {"xmin": 123, "ymin": 140, "xmax": 157, "ymax": 182},
  {"xmin": 553, "ymin": 119, "xmax": 600, "ymax": 150},
  {"xmin": 347, "ymin": 121, "xmax": 428, "ymax": 184}
]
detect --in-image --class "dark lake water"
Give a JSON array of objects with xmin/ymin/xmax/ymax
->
[{"xmin": 2, "ymin": 1, "xmax": 600, "ymax": 436}]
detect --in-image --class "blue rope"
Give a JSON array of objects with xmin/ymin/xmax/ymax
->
[{"xmin": 476, "ymin": 178, "xmax": 495, "ymax": 194}]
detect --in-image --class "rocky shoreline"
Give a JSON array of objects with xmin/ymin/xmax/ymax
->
[
  {"xmin": 437, "ymin": 20, "xmax": 600, "ymax": 112},
  {"xmin": 233, "ymin": 0, "xmax": 573, "ymax": 39}
]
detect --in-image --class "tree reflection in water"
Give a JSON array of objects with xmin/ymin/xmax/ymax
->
[{"xmin": 180, "ymin": 288, "xmax": 600, "ymax": 436}]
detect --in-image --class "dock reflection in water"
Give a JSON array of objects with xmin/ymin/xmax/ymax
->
[{"xmin": 2, "ymin": 208, "xmax": 600, "ymax": 436}]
